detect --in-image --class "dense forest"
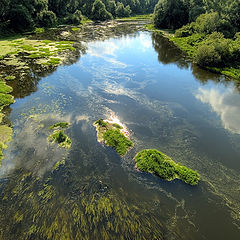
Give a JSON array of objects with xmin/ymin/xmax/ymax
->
[
  {"xmin": 0, "ymin": 0, "xmax": 158, "ymax": 32},
  {"xmin": 153, "ymin": 0, "xmax": 240, "ymax": 77}
]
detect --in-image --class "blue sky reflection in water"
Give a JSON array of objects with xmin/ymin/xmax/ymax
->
[{"xmin": 1, "ymin": 31, "xmax": 240, "ymax": 240}]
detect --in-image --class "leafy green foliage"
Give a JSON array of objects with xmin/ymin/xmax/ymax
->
[
  {"xmin": 94, "ymin": 119, "xmax": 133, "ymax": 156},
  {"xmin": 103, "ymin": 129, "xmax": 133, "ymax": 156},
  {"xmin": 135, "ymin": 149, "xmax": 200, "ymax": 185},
  {"xmin": 91, "ymin": 0, "xmax": 113, "ymax": 21},
  {"xmin": 37, "ymin": 10, "xmax": 57, "ymax": 28},
  {"xmin": 48, "ymin": 122, "xmax": 71, "ymax": 149},
  {"xmin": 0, "ymin": 81, "xmax": 13, "ymax": 94},
  {"xmin": 95, "ymin": 119, "xmax": 107, "ymax": 127},
  {"xmin": 48, "ymin": 130, "xmax": 72, "ymax": 148},
  {"xmin": 115, "ymin": 2, "xmax": 131, "ymax": 18},
  {"xmin": 153, "ymin": 0, "xmax": 188, "ymax": 29},
  {"xmin": 0, "ymin": 93, "xmax": 14, "ymax": 108},
  {"xmin": 49, "ymin": 122, "xmax": 70, "ymax": 129}
]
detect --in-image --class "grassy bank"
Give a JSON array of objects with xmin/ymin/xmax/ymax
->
[
  {"xmin": 0, "ymin": 32, "xmax": 77, "ymax": 162},
  {"xmin": 117, "ymin": 14, "xmax": 152, "ymax": 21},
  {"xmin": 135, "ymin": 149, "xmax": 200, "ymax": 186},
  {"xmin": 0, "ymin": 80, "xmax": 14, "ymax": 164},
  {"xmin": 146, "ymin": 24, "xmax": 240, "ymax": 80}
]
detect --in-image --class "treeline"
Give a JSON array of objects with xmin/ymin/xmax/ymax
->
[
  {"xmin": 154, "ymin": 0, "xmax": 239, "ymax": 36},
  {"xmin": 153, "ymin": 0, "xmax": 240, "ymax": 78},
  {"xmin": 0, "ymin": 0, "xmax": 158, "ymax": 33}
]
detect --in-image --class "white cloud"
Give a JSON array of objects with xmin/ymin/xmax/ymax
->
[{"xmin": 196, "ymin": 87, "xmax": 240, "ymax": 134}]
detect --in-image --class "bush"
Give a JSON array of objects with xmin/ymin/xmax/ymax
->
[
  {"xmin": 65, "ymin": 10, "xmax": 82, "ymax": 25},
  {"xmin": 195, "ymin": 12, "xmax": 219, "ymax": 34},
  {"xmin": 91, "ymin": 0, "xmax": 113, "ymax": 21},
  {"xmin": 153, "ymin": 0, "xmax": 188, "ymax": 29},
  {"xmin": 195, "ymin": 44, "xmax": 221, "ymax": 67},
  {"xmin": 9, "ymin": 5, "xmax": 33, "ymax": 32},
  {"xmin": 116, "ymin": 2, "xmax": 132, "ymax": 18},
  {"xmin": 38, "ymin": 10, "xmax": 57, "ymax": 28},
  {"xmin": 175, "ymin": 23, "xmax": 196, "ymax": 37}
]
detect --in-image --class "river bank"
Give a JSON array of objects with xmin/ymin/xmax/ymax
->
[{"xmin": 146, "ymin": 24, "xmax": 240, "ymax": 80}]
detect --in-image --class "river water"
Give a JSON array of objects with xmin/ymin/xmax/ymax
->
[{"xmin": 0, "ymin": 25, "xmax": 240, "ymax": 240}]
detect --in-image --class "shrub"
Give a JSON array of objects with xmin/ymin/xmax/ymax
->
[
  {"xmin": 65, "ymin": 10, "xmax": 82, "ymax": 25},
  {"xmin": 91, "ymin": 0, "xmax": 113, "ymax": 21},
  {"xmin": 195, "ymin": 12, "xmax": 219, "ymax": 34},
  {"xmin": 153, "ymin": 0, "xmax": 188, "ymax": 29},
  {"xmin": 175, "ymin": 23, "xmax": 196, "ymax": 37},
  {"xmin": 9, "ymin": 5, "xmax": 33, "ymax": 32},
  {"xmin": 38, "ymin": 10, "xmax": 57, "ymax": 28},
  {"xmin": 195, "ymin": 44, "xmax": 221, "ymax": 67}
]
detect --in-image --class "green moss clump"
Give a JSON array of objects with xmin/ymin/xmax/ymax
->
[
  {"xmin": 103, "ymin": 129, "xmax": 133, "ymax": 156},
  {"xmin": 0, "ymin": 82, "xmax": 13, "ymax": 94},
  {"xmin": 20, "ymin": 45, "xmax": 37, "ymax": 51},
  {"xmin": 47, "ymin": 58, "xmax": 61, "ymax": 65},
  {"xmin": 94, "ymin": 119, "xmax": 133, "ymax": 156},
  {"xmin": 135, "ymin": 149, "xmax": 200, "ymax": 186},
  {"xmin": 5, "ymin": 75, "xmax": 16, "ymax": 81},
  {"xmin": 48, "ymin": 130, "xmax": 71, "ymax": 149},
  {"xmin": 0, "ymin": 93, "xmax": 14, "ymax": 108},
  {"xmin": 49, "ymin": 122, "xmax": 70, "ymax": 129},
  {"xmin": 72, "ymin": 27, "xmax": 80, "ymax": 31},
  {"xmin": 34, "ymin": 28, "xmax": 45, "ymax": 34}
]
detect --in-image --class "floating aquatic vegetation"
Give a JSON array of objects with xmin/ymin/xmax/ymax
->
[
  {"xmin": 49, "ymin": 122, "xmax": 70, "ymax": 129},
  {"xmin": 135, "ymin": 149, "xmax": 200, "ymax": 186},
  {"xmin": 48, "ymin": 122, "xmax": 72, "ymax": 149},
  {"xmin": 94, "ymin": 118, "xmax": 133, "ymax": 156}
]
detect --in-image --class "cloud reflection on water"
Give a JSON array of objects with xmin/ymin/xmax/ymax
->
[{"xmin": 196, "ymin": 87, "xmax": 240, "ymax": 134}]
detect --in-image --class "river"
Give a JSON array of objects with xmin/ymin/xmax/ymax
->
[{"xmin": 0, "ymin": 23, "xmax": 240, "ymax": 240}]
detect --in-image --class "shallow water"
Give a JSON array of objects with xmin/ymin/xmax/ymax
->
[{"xmin": 0, "ymin": 28, "xmax": 240, "ymax": 240}]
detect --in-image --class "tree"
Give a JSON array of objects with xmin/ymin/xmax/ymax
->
[
  {"xmin": 8, "ymin": 4, "xmax": 34, "ymax": 32},
  {"xmin": 153, "ymin": 0, "xmax": 188, "ymax": 29},
  {"xmin": 38, "ymin": 10, "xmax": 57, "ymax": 27},
  {"xmin": 116, "ymin": 2, "xmax": 132, "ymax": 17},
  {"xmin": 91, "ymin": 0, "xmax": 113, "ymax": 21}
]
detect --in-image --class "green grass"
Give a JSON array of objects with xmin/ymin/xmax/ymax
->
[
  {"xmin": 0, "ymin": 93, "xmax": 14, "ymax": 108},
  {"xmin": 170, "ymin": 33, "xmax": 205, "ymax": 57},
  {"xmin": 117, "ymin": 14, "xmax": 152, "ymax": 21},
  {"xmin": 103, "ymin": 129, "xmax": 133, "ymax": 156},
  {"xmin": 135, "ymin": 149, "xmax": 200, "ymax": 186},
  {"xmin": 5, "ymin": 75, "xmax": 16, "ymax": 81},
  {"xmin": 169, "ymin": 33, "xmax": 240, "ymax": 80},
  {"xmin": 0, "ymin": 82, "xmax": 13, "ymax": 94},
  {"xmin": 20, "ymin": 45, "xmax": 37, "ymax": 51},
  {"xmin": 72, "ymin": 27, "xmax": 80, "ymax": 31},
  {"xmin": 49, "ymin": 122, "xmax": 70, "ymax": 129},
  {"xmin": 47, "ymin": 58, "xmax": 61, "ymax": 65},
  {"xmin": 94, "ymin": 119, "xmax": 133, "ymax": 156},
  {"xmin": 34, "ymin": 28, "xmax": 45, "ymax": 34}
]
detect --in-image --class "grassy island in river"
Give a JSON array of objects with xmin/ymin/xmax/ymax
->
[
  {"xmin": 94, "ymin": 119, "xmax": 133, "ymax": 156},
  {"xmin": 135, "ymin": 149, "xmax": 200, "ymax": 186}
]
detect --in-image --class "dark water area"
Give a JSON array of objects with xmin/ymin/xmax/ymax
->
[{"xmin": 0, "ymin": 25, "xmax": 240, "ymax": 240}]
